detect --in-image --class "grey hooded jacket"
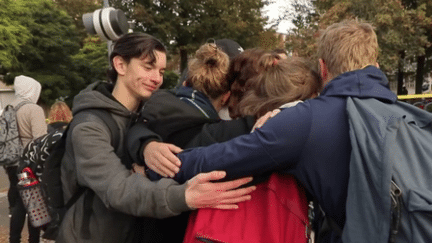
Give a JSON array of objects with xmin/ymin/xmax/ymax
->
[{"xmin": 56, "ymin": 82, "xmax": 190, "ymax": 243}]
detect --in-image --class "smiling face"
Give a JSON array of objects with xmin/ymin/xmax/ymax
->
[
  {"xmin": 115, "ymin": 50, "xmax": 166, "ymax": 102},
  {"xmin": 124, "ymin": 50, "xmax": 166, "ymax": 100}
]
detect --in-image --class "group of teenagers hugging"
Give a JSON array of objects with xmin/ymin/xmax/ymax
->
[{"xmin": 56, "ymin": 19, "xmax": 392, "ymax": 243}]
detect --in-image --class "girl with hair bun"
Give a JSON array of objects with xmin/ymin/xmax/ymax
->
[
  {"xmin": 181, "ymin": 43, "xmax": 232, "ymax": 115},
  {"xmin": 128, "ymin": 43, "xmax": 256, "ymax": 242}
]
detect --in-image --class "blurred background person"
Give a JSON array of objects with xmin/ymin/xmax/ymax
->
[{"xmin": 46, "ymin": 100, "xmax": 73, "ymax": 133}]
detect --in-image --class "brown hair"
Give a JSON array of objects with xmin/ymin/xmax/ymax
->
[
  {"xmin": 185, "ymin": 43, "xmax": 230, "ymax": 99},
  {"xmin": 238, "ymin": 55, "xmax": 322, "ymax": 118},
  {"xmin": 48, "ymin": 101, "xmax": 73, "ymax": 124},
  {"xmin": 226, "ymin": 48, "xmax": 269, "ymax": 118},
  {"xmin": 317, "ymin": 20, "xmax": 378, "ymax": 79}
]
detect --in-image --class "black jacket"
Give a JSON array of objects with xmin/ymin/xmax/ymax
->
[
  {"xmin": 126, "ymin": 87, "xmax": 255, "ymax": 243},
  {"xmin": 127, "ymin": 87, "xmax": 255, "ymax": 165}
]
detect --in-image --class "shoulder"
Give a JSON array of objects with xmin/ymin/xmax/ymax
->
[{"xmin": 17, "ymin": 103, "xmax": 45, "ymax": 118}]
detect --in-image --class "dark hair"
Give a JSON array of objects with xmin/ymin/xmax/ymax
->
[
  {"xmin": 226, "ymin": 48, "xmax": 268, "ymax": 118},
  {"xmin": 107, "ymin": 32, "xmax": 167, "ymax": 83}
]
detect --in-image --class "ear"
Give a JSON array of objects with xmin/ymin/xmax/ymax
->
[
  {"xmin": 319, "ymin": 59, "xmax": 329, "ymax": 84},
  {"xmin": 113, "ymin": 56, "xmax": 127, "ymax": 76},
  {"xmin": 221, "ymin": 91, "xmax": 231, "ymax": 106}
]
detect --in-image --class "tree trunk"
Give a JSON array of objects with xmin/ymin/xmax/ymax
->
[
  {"xmin": 415, "ymin": 55, "xmax": 425, "ymax": 94},
  {"xmin": 180, "ymin": 48, "xmax": 188, "ymax": 74},
  {"xmin": 397, "ymin": 50, "xmax": 405, "ymax": 95}
]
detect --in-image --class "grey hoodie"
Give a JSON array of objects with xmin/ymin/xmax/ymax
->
[{"xmin": 57, "ymin": 82, "xmax": 190, "ymax": 243}]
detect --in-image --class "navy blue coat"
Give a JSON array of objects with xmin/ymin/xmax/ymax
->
[{"xmin": 149, "ymin": 66, "xmax": 398, "ymax": 243}]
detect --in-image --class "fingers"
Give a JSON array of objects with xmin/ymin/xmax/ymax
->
[
  {"xmin": 252, "ymin": 111, "xmax": 272, "ymax": 131},
  {"xmin": 168, "ymin": 144, "xmax": 183, "ymax": 156},
  {"xmin": 270, "ymin": 109, "xmax": 281, "ymax": 117},
  {"xmin": 213, "ymin": 204, "xmax": 239, "ymax": 210},
  {"xmin": 190, "ymin": 171, "xmax": 227, "ymax": 185},
  {"xmin": 132, "ymin": 163, "xmax": 146, "ymax": 176},
  {"xmin": 252, "ymin": 109, "xmax": 281, "ymax": 131},
  {"xmin": 155, "ymin": 156, "xmax": 180, "ymax": 177},
  {"xmin": 151, "ymin": 160, "xmax": 173, "ymax": 178},
  {"xmin": 163, "ymin": 146, "xmax": 182, "ymax": 168},
  {"xmin": 144, "ymin": 142, "xmax": 183, "ymax": 178},
  {"xmin": 215, "ymin": 176, "xmax": 253, "ymax": 191}
]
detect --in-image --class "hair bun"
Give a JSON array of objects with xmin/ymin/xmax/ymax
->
[{"xmin": 205, "ymin": 58, "xmax": 217, "ymax": 67}]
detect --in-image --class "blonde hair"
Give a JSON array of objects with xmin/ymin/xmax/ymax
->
[
  {"xmin": 238, "ymin": 55, "xmax": 321, "ymax": 118},
  {"xmin": 317, "ymin": 20, "xmax": 378, "ymax": 78},
  {"xmin": 48, "ymin": 101, "xmax": 73, "ymax": 124},
  {"xmin": 186, "ymin": 43, "xmax": 230, "ymax": 99}
]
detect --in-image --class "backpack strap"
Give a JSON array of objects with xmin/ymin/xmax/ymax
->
[
  {"xmin": 68, "ymin": 108, "xmax": 121, "ymax": 239},
  {"xmin": 41, "ymin": 108, "xmax": 123, "ymax": 240},
  {"xmin": 88, "ymin": 109, "xmax": 121, "ymax": 152},
  {"xmin": 14, "ymin": 100, "xmax": 32, "ymax": 111},
  {"xmin": 61, "ymin": 108, "xmax": 122, "ymax": 208}
]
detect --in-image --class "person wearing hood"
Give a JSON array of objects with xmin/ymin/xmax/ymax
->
[
  {"xmin": 56, "ymin": 33, "xmax": 255, "ymax": 243},
  {"xmin": 146, "ymin": 20, "xmax": 389, "ymax": 243},
  {"xmin": 7, "ymin": 75, "xmax": 47, "ymax": 243}
]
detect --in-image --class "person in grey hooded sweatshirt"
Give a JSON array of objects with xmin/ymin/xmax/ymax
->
[
  {"xmin": 7, "ymin": 75, "xmax": 47, "ymax": 243},
  {"xmin": 56, "ymin": 32, "xmax": 255, "ymax": 243}
]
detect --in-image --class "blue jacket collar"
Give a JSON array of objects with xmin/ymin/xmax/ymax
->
[{"xmin": 321, "ymin": 66, "xmax": 397, "ymax": 103}]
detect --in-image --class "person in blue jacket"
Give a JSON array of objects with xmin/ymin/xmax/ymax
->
[{"xmin": 147, "ymin": 20, "xmax": 397, "ymax": 243}]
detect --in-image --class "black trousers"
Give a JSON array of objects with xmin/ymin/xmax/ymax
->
[
  {"xmin": 4, "ymin": 166, "xmax": 19, "ymax": 210},
  {"xmin": 5, "ymin": 166, "xmax": 41, "ymax": 243}
]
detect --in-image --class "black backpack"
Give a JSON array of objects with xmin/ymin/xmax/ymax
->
[{"xmin": 19, "ymin": 108, "xmax": 120, "ymax": 240}]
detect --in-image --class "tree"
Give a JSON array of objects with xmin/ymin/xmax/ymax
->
[
  {"xmin": 54, "ymin": 0, "xmax": 103, "ymax": 41},
  {"xmin": 117, "ymin": 0, "xmax": 268, "ymax": 72},
  {"xmin": 258, "ymin": 30, "xmax": 285, "ymax": 50},
  {"xmin": 0, "ymin": 0, "xmax": 31, "ymax": 72},
  {"xmin": 3, "ymin": 0, "xmax": 82, "ymax": 105},
  {"xmin": 285, "ymin": 0, "xmax": 432, "ymax": 94},
  {"xmin": 71, "ymin": 35, "xmax": 109, "ymax": 92},
  {"xmin": 285, "ymin": 0, "xmax": 320, "ymax": 61}
]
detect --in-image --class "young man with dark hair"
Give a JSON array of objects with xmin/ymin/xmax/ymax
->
[{"xmin": 56, "ymin": 32, "xmax": 255, "ymax": 243}]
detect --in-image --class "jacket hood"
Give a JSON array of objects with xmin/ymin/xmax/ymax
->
[
  {"xmin": 72, "ymin": 81, "xmax": 131, "ymax": 118},
  {"xmin": 321, "ymin": 66, "xmax": 397, "ymax": 103},
  {"xmin": 174, "ymin": 86, "xmax": 220, "ymax": 120},
  {"xmin": 13, "ymin": 75, "xmax": 41, "ymax": 104}
]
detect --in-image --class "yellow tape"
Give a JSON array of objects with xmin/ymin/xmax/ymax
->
[{"xmin": 397, "ymin": 94, "xmax": 432, "ymax": 100}]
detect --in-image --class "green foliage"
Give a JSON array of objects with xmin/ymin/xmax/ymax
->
[
  {"xmin": 71, "ymin": 36, "xmax": 109, "ymax": 93},
  {"xmin": 120, "ymin": 0, "xmax": 268, "ymax": 71},
  {"xmin": 285, "ymin": 0, "xmax": 320, "ymax": 60},
  {"xmin": 0, "ymin": 0, "xmax": 31, "ymax": 71},
  {"xmin": 1, "ymin": 0, "xmax": 103, "ymax": 105},
  {"xmin": 259, "ymin": 30, "xmax": 285, "ymax": 50},
  {"xmin": 161, "ymin": 70, "xmax": 180, "ymax": 90},
  {"xmin": 54, "ymin": 0, "xmax": 103, "ymax": 40},
  {"xmin": 285, "ymin": 0, "xmax": 432, "ymax": 92},
  {"xmin": 6, "ymin": 0, "xmax": 82, "ymax": 105}
]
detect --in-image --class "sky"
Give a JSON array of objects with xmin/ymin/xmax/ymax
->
[{"xmin": 263, "ymin": 0, "xmax": 294, "ymax": 34}]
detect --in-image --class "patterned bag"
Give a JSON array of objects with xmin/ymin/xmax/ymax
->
[{"xmin": 0, "ymin": 102, "xmax": 30, "ymax": 166}]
